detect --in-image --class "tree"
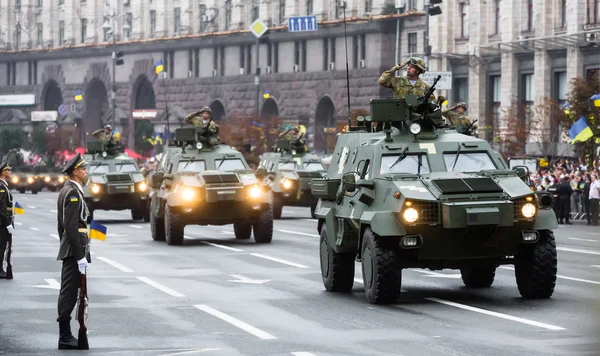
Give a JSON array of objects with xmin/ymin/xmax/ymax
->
[
  {"xmin": 529, "ymin": 98, "xmax": 573, "ymax": 165},
  {"xmin": 491, "ymin": 99, "xmax": 534, "ymax": 160},
  {"xmin": 0, "ymin": 128, "xmax": 27, "ymax": 154},
  {"xmin": 135, "ymin": 119, "xmax": 155, "ymax": 155}
]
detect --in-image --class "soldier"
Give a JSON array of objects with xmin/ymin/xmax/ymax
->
[
  {"xmin": 378, "ymin": 56, "xmax": 436, "ymax": 102},
  {"xmin": 278, "ymin": 126, "xmax": 300, "ymax": 141},
  {"xmin": 92, "ymin": 125, "xmax": 118, "ymax": 147},
  {"xmin": 0, "ymin": 162, "xmax": 14, "ymax": 279},
  {"xmin": 556, "ymin": 175, "xmax": 573, "ymax": 224},
  {"xmin": 184, "ymin": 106, "xmax": 219, "ymax": 134},
  {"xmin": 56, "ymin": 153, "xmax": 90, "ymax": 350},
  {"xmin": 442, "ymin": 102, "xmax": 478, "ymax": 135}
]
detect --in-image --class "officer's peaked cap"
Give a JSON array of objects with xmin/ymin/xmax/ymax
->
[
  {"xmin": 62, "ymin": 153, "xmax": 89, "ymax": 175},
  {"xmin": 0, "ymin": 161, "xmax": 11, "ymax": 172}
]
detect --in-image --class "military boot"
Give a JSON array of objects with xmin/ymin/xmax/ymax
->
[{"xmin": 58, "ymin": 321, "xmax": 78, "ymax": 350}]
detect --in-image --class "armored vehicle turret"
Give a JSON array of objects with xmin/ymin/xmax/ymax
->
[
  {"xmin": 258, "ymin": 134, "xmax": 326, "ymax": 219},
  {"xmin": 148, "ymin": 125, "xmax": 274, "ymax": 245},
  {"xmin": 312, "ymin": 85, "xmax": 558, "ymax": 304},
  {"xmin": 83, "ymin": 141, "xmax": 150, "ymax": 222}
]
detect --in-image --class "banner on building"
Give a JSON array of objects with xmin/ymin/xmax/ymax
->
[
  {"xmin": 31, "ymin": 111, "xmax": 58, "ymax": 122},
  {"xmin": 0, "ymin": 94, "xmax": 36, "ymax": 106},
  {"xmin": 132, "ymin": 109, "xmax": 158, "ymax": 119},
  {"xmin": 420, "ymin": 72, "xmax": 453, "ymax": 90}
]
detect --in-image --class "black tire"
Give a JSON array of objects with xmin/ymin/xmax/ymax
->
[
  {"xmin": 143, "ymin": 203, "xmax": 150, "ymax": 222},
  {"xmin": 515, "ymin": 230, "xmax": 557, "ymax": 299},
  {"xmin": 460, "ymin": 267, "xmax": 496, "ymax": 288},
  {"xmin": 234, "ymin": 222, "xmax": 252, "ymax": 239},
  {"xmin": 32, "ymin": 190, "xmax": 38, "ymax": 195},
  {"xmin": 361, "ymin": 228, "xmax": 402, "ymax": 304},
  {"xmin": 320, "ymin": 223, "xmax": 355, "ymax": 292},
  {"xmin": 164, "ymin": 205, "xmax": 184, "ymax": 245},
  {"xmin": 131, "ymin": 207, "xmax": 144, "ymax": 221},
  {"xmin": 18, "ymin": 189, "xmax": 25, "ymax": 194},
  {"xmin": 273, "ymin": 196, "xmax": 283, "ymax": 219},
  {"xmin": 310, "ymin": 202, "xmax": 317, "ymax": 219},
  {"xmin": 150, "ymin": 203, "xmax": 165, "ymax": 241},
  {"xmin": 252, "ymin": 204, "xmax": 273, "ymax": 244}
]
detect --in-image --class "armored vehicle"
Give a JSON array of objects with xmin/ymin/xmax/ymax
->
[
  {"xmin": 148, "ymin": 125, "xmax": 274, "ymax": 245},
  {"xmin": 9, "ymin": 166, "xmax": 42, "ymax": 194},
  {"xmin": 312, "ymin": 78, "xmax": 558, "ymax": 304},
  {"xmin": 37, "ymin": 166, "xmax": 67, "ymax": 192},
  {"xmin": 258, "ymin": 136, "xmax": 327, "ymax": 219},
  {"xmin": 83, "ymin": 141, "xmax": 150, "ymax": 221}
]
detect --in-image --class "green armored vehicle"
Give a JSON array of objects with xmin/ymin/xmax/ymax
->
[
  {"xmin": 38, "ymin": 166, "xmax": 67, "ymax": 192},
  {"xmin": 148, "ymin": 125, "xmax": 274, "ymax": 245},
  {"xmin": 83, "ymin": 141, "xmax": 150, "ymax": 222},
  {"xmin": 258, "ymin": 136, "xmax": 327, "ymax": 219},
  {"xmin": 312, "ymin": 78, "xmax": 558, "ymax": 304}
]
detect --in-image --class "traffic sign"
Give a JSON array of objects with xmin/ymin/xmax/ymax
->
[
  {"xmin": 249, "ymin": 19, "xmax": 268, "ymax": 38},
  {"xmin": 420, "ymin": 71, "xmax": 453, "ymax": 90},
  {"xmin": 288, "ymin": 16, "xmax": 318, "ymax": 32},
  {"xmin": 70, "ymin": 104, "xmax": 76, "ymax": 112},
  {"xmin": 46, "ymin": 122, "xmax": 58, "ymax": 134},
  {"xmin": 58, "ymin": 104, "xmax": 68, "ymax": 116}
]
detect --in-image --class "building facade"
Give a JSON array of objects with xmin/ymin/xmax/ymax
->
[
  {"xmin": 429, "ymin": 0, "xmax": 600, "ymax": 156},
  {"xmin": 0, "ymin": 0, "xmax": 431, "ymax": 153}
]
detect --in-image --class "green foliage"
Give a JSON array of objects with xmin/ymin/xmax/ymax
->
[
  {"xmin": 30, "ymin": 125, "xmax": 48, "ymax": 154},
  {"xmin": 381, "ymin": 2, "xmax": 398, "ymax": 15},
  {"xmin": 0, "ymin": 128, "xmax": 27, "ymax": 154},
  {"xmin": 135, "ymin": 119, "xmax": 155, "ymax": 154}
]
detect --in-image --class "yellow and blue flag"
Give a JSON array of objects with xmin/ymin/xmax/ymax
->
[
  {"xmin": 89, "ymin": 220, "xmax": 107, "ymax": 241},
  {"xmin": 154, "ymin": 59, "xmax": 164, "ymax": 74},
  {"xmin": 74, "ymin": 90, "xmax": 83, "ymax": 101},
  {"xmin": 13, "ymin": 202, "xmax": 24, "ymax": 215},
  {"xmin": 568, "ymin": 116, "xmax": 594, "ymax": 144},
  {"xmin": 590, "ymin": 94, "xmax": 600, "ymax": 108}
]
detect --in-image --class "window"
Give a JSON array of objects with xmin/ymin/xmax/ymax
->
[
  {"xmin": 526, "ymin": 0, "xmax": 533, "ymax": 32},
  {"xmin": 307, "ymin": 0, "xmax": 313, "ymax": 15},
  {"xmin": 279, "ymin": 0, "xmax": 286, "ymax": 23},
  {"xmin": 460, "ymin": 3, "xmax": 469, "ymax": 38},
  {"xmin": 37, "ymin": 0, "xmax": 42, "ymax": 7},
  {"xmin": 28, "ymin": 61, "xmax": 37, "ymax": 85},
  {"xmin": 239, "ymin": 45, "xmax": 245, "ymax": 70},
  {"xmin": 219, "ymin": 47, "xmax": 225, "ymax": 76},
  {"xmin": 59, "ymin": 20, "xmax": 64, "ymax": 44},
  {"xmin": 37, "ymin": 22, "xmax": 43, "ymax": 46},
  {"xmin": 189, "ymin": 49, "xmax": 194, "ymax": 76},
  {"xmin": 267, "ymin": 43, "xmax": 272, "ymax": 68},
  {"xmin": 115, "ymin": 163, "xmax": 138, "ymax": 172},
  {"xmin": 80, "ymin": 18, "xmax": 87, "ymax": 43},
  {"xmin": 304, "ymin": 162, "xmax": 325, "ymax": 171},
  {"xmin": 408, "ymin": 32, "xmax": 417, "ymax": 54},
  {"xmin": 301, "ymin": 40, "xmax": 307, "ymax": 72},
  {"xmin": 103, "ymin": 16, "xmax": 110, "ymax": 41},
  {"xmin": 89, "ymin": 164, "xmax": 110, "ymax": 174},
  {"xmin": 452, "ymin": 77, "xmax": 469, "ymax": 103},
  {"xmin": 360, "ymin": 34, "xmax": 366, "ymax": 61},
  {"xmin": 215, "ymin": 159, "xmax": 246, "ymax": 171},
  {"xmin": 199, "ymin": 5, "xmax": 206, "ymax": 32},
  {"xmin": 124, "ymin": 13, "xmax": 132, "ymax": 39},
  {"xmin": 560, "ymin": 0, "xmax": 567, "ymax": 27},
  {"xmin": 493, "ymin": 0, "xmax": 500, "ymax": 35},
  {"xmin": 379, "ymin": 154, "xmax": 430, "ymax": 175},
  {"xmin": 278, "ymin": 162, "xmax": 296, "ymax": 170},
  {"xmin": 225, "ymin": 0, "xmax": 232, "ymax": 29},
  {"xmin": 252, "ymin": 0, "xmax": 259, "ymax": 21},
  {"xmin": 521, "ymin": 73, "xmax": 535, "ymax": 123},
  {"xmin": 588, "ymin": 0, "xmax": 600, "ymax": 24},
  {"xmin": 213, "ymin": 47, "xmax": 218, "ymax": 73},
  {"xmin": 193, "ymin": 49, "xmax": 200, "ymax": 77},
  {"xmin": 555, "ymin": 72, "xmax": 567, "ymax": 102},
  {"xmin": 295, "ymin": 40, "xmax": 300, "ymax": 67},
  {"xmin": 322, "ymin": 38, "xmax": 330, "ymax": 70},
  {"xmin": 489, "ymin": 75, "xmax": 501, "ymax": 138},
  {"xmin": 443, "ymin": 152, "xmax": 497, "ymax": 172},
  {"xmin": 174, "ymin": 7, "xmax": 181, "ymax": 34},
  {"xmin": 177, "ymin": 160, "xmax": 206, "ymax": 172},
  {"xmin": 150, "ymin": 10, "xmax": 156, "ymax": 37},
  {"xmin": 365, "ymin": 0, "xmax": 372, "ymax": 13},
  {"xmin": 352, "ymin": 35, "xmax": 358, "ymax": 69},
  {"xmin": 407, "ymin": 0, "xmax": 416, "ymax": 10}
]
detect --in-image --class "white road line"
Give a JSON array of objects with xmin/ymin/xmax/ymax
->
[
  {"xmin": 557, "ymin": 247, "xmax": 600, "ymax": 256},
  {"xmin": 158, "ymin": 349, "xmax": 222, "ymax": 356},
  {"xmin": 29, "ymin": 227, "xmax": 40, "ymax": 231},
  {"xmin": 15, "ymin": 222, "xmax": 22, "ymax": 226},
  {"xmin": 128, "ymin": 224, "xmax": 143, "ymax": 229},
  {"xmin": 193, "ymin": 304, "xmax": 277, "ymax": 340},
  {"xmin": 96, "ymin": 256, "xmax": 134, "ymax": 273},
  {"xmin": 49, "ymin": 233, "xmax": 60, "ymax": 240},
  {"xmin": 27, "ymin": 205, "xmax": 36, "ymax": 209},
  {"xmin": 291, "ymin": 352, "xmax": 317, "ymax": 356},
  {"xmin": 301, "ymin": 219, "xmax": 318, "ymax": 222},
  {"xmin": 568, "ymin": 237, "xmax": 597, "ymax": 243},
  {"xmin": 591, "ymin": 265, "xmax": 600, "ymax": 269},
  {"xmin": 137, "ymin": 277, "xmax": 185, "ymax": 297},
  {"xmin": 426, "ymin": 298, "xmax": 566, "ymax": 331},
  {"xmin": 220, "ymin": 231, "xmax": 235, "ymax": 235},
  {"xmin": 249, "ymin": 253, "xmax": 309, "ymax": 268},
  {"xmin": 200, "ymin": 241, "xmax": 244, "ymax": 252},
  {"xmin": 499, "ymin": 266, "xmax": 600, "ymax": 285},
  {"xmin": 50, "ymin": 209, "xmax": 57, "ymax": 213},
  {"xmin": 278, "ymin": 229, "xmax": 319, "ymax": 238}
]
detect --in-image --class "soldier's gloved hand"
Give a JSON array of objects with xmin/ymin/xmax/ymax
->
[
  {"xmin": 77, "ymin": 257, "xmax": 88, "ymax": 274},
  {"xmin": 6, "ymin": 225, "xmax": 14, "ymax": 233}
]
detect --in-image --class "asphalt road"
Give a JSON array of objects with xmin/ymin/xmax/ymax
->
[{"xmin": 1, "ymin": 191, "xmax": 599, "ymax": 356}]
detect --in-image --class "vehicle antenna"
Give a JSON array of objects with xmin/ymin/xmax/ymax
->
[{"xmin": 341, "ymin": 0, "xmax": 352, "ymax": 129}]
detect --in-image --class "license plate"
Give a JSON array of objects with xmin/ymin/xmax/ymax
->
[{"xmin": 217, "ymin": 190, "xmax": 236, "ymax": 195}]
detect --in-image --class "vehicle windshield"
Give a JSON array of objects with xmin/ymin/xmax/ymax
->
[
  {"xmin": 215, "ymin": 158, "xmax": 246, "ymax": 171},
  {"xmin": 177, "ymin": 160, "xmax": 206, "ymax": 172},
  {"xmin": 443, "ymin": 152, "xmax": 497, "ymax": 172},
  {"xmin": 115, "ymin": 163, "xmax": 138, "ymax": 172},
  {"xmin": 380, "ymin": 154, "xmax": 430, "ymax": 175},
  {"xmin": 278, "ymin": 162, "xmax": 296, "ymax": 170},
  {"xmin": 88, "ymin": 164, "xmax": 110, "ymax": 173},
  {"xmin": 303, "ymin": 162, "xmax": 325, "ymax": 171}
]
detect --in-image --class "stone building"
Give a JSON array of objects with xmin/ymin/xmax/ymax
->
[
  {"xmin": 0, "ymin": 0, "xmax": 431, "ymax": 153},
  {"xmin": 428, "ymin": 0, "xmax": 600, "ymax": 156}
]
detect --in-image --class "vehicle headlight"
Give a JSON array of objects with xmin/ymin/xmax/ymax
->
[
  {"xmin": 27, "ymin": 177, "xmax": 34, "ymax": 184},
  {"xmin": 138, "ymin": 182, "xmax": 148, "ymax": 191},
  {"xmin": 11, "ymin": 177, "xmax": 18, "ymax": 183},
  {"xmin": 522, "ymin": 203, "xmax": 536, "ymax": 218},
  {"xmin": 182, "ymin": 187, "xmax": 196, "ymax": 200},
  {"xmin": 248, "ymin": 185, "xmax": 263, "ymax": 199},
  {"xmin": 403, "ymin": 208, "xmax": 419, "ymax": 223},
  {"xmin": 44, "ymin": 176, "xmax": 51, "ymax": 182},
  {"xmin": 58, "ymin": 177, "xmax": 65, "ymax": 183},
  {"xmin": 281, "ymin": 178, "xmax": 293, "ymax": 190},
  {"xmin": 409, "ymin": 122, "xmax": 422, "ymax": 135},
  {"xmin": 91, "ymin": 184, "xmax": 101, "ymax": 194}
]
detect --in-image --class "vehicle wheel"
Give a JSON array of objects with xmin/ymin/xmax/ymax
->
[
  {"xmin": 252, "ymin": 204, "xmax": 273, "ymax": 244},
  {"xmin": 164, "ymin": 205, "xmax": 184, "ymax": 246},
  {"xmin": 273, "ymin": 196, "xmax": 283, "ymax": 219},
  {"xmin": 32, "ymin": 190, "xmax": 38, "ymax": 195},
  {"xmin": 234, "ymin": 222, "xmax": 252, "ymax": 239},
  {"xmin": 131, "ymin": 207, "xmax": 144, "ymax": 221},
  {"xmin": 150, "ymin": 203, "xmax": 165, "ymax": 241},
  {"xmin": 361, "ymin": 227, "xmax": 402, "ymax": 304},
  {"xmin": 460, "ymin": 267, "xmax": 496, "ymax": 288},
  {"xmin": 310, "ymin": 202, "xmax": 317, "ymax": 219},
  {"xmin": 320, "ymin": 223, "xmax": 355, "ymax": 292},
  {"xmin": 515, "ymin": 230, "xmax": 557, "ymax": 299},
  {"xmin": 18, "ymin": 189, "xmax": 25, "ymax": 194}
]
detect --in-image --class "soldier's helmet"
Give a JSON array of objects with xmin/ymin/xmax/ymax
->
[
  {"xmin": 199, "ymin": 106, "xmax": 212, "ymax": 115},
  {"xmin": 456, "ymin": 102, "xmax": 468, "ymax": 110},
  {"xmin": 406, "ymin": 57, "xmax": 426, "ymax": 74},
  {"xmin": 104, "ymin": 124, "xmax": 112, "ymax": 130}
]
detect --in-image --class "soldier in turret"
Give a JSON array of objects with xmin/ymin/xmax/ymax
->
[
  {"xmin": 442, "ymin": 102, "xmax": 478, "ymax": 135},
  {"xmin": 92, "ymin": 125, "xmax": 118, "ymax": 148},
  {"xmin": 184, "ymin": 106, "xmax": 219, "ymax": 134},
  {"xmin": 378, "ymin": 56, "xmax": 436, "ymax": 102}
]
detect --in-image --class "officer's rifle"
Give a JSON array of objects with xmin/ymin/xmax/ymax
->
[
  {"xmin": 5, "ymin": 231, "xmax": 13, "ymax": 279},
  {"xmin": 76, "ymin": 270, "xmax": 89, "ymax": 350}
]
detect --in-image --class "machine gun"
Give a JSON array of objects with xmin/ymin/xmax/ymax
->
[{"xmin": 455, "ymin": 119, "xmax": 478, "ymax": 136}]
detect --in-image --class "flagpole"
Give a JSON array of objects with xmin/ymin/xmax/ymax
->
[{"xmin": 162, "ymin": 70, "xmax": 170, "ymax": 141}]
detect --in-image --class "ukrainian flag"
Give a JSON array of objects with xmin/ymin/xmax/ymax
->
[
  {"xmin": 13, "ymin": 202, "xmax": 24, "ymax": 215},
  {"xmin": 89, "ymin": 220, "xmax": 107, "ymax": 241},
  {"xmin": 568, "ymin": 116, "xmax": 594, "ymax": 144},
  {"xmin": 591, "ymin": 94, "xmax": 600, "ymax": 108},
  {"xmin": 74, "ymin": 90, "xmax": 83, "ymax": 101},
  {"xmin": 154, "ymin": 59, "xmax": 164, "ymax": 74}
]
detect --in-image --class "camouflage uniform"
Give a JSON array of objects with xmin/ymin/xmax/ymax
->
[
  {"xmin": 378, "ymin": 57, "xmax": 436, "ymax": 102},
  {"xmin": 92, "ymin": 125, "xmax": 118, "ymax": 147},
  {"xmin": 184, "ymin": 106, "xmax": 219, "ymax": 134},
  {"xmin": 442, "ymin": 102, "xmax": 478, "ymax": 131}
]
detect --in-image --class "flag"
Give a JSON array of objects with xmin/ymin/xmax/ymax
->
[
  {"xmin": 154, "ymin": 59, "xmax": 164, "ymax": 74},
  {"xmin": 13, "ymin": 202, "xmax": 24, "ymax": 215},
  {"xmin": 74, "ymin": 90, "xmax": 83, "ymax": 101},
  {"xmin": 568, "ymin": 116, "xmax": 594, "ymax": 144},
  {"xmin": 89, "ymin": 221, "xmax": 107, "ymax": 241},
  {"xmin": 591, "ymin": 93, "xmax": 600, "ymax": 108}
]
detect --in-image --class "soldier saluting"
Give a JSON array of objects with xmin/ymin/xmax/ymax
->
[
  {"xmin": 378, "ymin": 56, "xmax": 436, "ymax": 101},
  {"xmin": 184, "ymin": 106, "xmax": 219, "ymax": 134},
  {"xmin": 0, "ymin": 162, "xmax": 14, "ymax": 279},
  {"xmin": 56, "ymin": 153, "xmax": 91, "ymax": 349}
]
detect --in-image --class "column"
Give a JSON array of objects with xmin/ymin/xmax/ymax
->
[
  {"xmin": 467, "ymin": 0, "xmax": 489, "ymax": 138},
  {"xmin": 566, "ymin": 0, "xmax": 586, "ymax": 80}
]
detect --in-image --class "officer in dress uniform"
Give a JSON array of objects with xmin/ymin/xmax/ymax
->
[
  {"xmin": 56, "ymin": 153, "xmax": 91, "ymax": 349},
  {"xmin": 0, "ymin": 162, "xmax": 14, "ymax": 278}
]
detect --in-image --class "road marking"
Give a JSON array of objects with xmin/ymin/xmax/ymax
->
[
  {"xmin": 249, "ymin": 253, "xmax": 309, "ymax": 268},
  {"xmin": 499, "ymin": 266, "xmax": 600, "ymax": 285},
  {"xmin": 15, "ymin": 222, "xmax": 22, "ymax": 226},
  {"xmin": 557, "ymin": 247, "xmax": 600, "ymax": 256},
  {"xmin": 194, "ymin": 304, "xmax": 277, "ymax": 340},
  {"xmin": 220, "ymin": 231, "xmax": 235, "ymax": 235},
  {"xmin": 32, "ymin": 278, "xmax": 61, "ymax": 290},
  {"xmin": 27, "ymin": 205, "xmax": 36, "ymax": 209},
  {"xmin": 200, "ymin": 241, "xmax": 244, "ymax": 252},
  {"xmin": 50, "ymin": 209, "xmax": 57, "ymax": 213},
  {"xmin": 97, "ymin": 256, "xmax": 134, "ymax": 273},
  {"xmin": 411, "ymin": 269, "xmax": 461, "ymax": 279},
  {"xmin": 29, "ymin": 227, "xmax": 40, "ymax": 231},
  {"xmin": 228, "ymin": 274, "xmax": 271, "ymax": 284},
  {"xmin": 158, "ymin": 349, "xmax": 222, "ymax": 356},
  {"xmin": 426, "ymin": 297, "xmax": 566, "ymax": 331},
  {"xmin": 49, "ymin": 233, "xmax": 59, "ymax": 240},
  {"xmin": 278, "ymin": 229, "xmax": 319, "ymax": 238},
  {"xmin": 137, "ymin": 277, "xmax": 185, "ymax": 297},
  {"xmin": 291, "ymin": 353, "xmax": 317, "ymax": 356},
  {"xmin": 129, "ymin": 224, "xmax": 143, "ymax": 229},
  {"xmin": 301, "ymin": 219, "xmax": 318, "ymax": 222},
  {"xmin": 568, "ymin": 237, "xmax": 597, "ymax": 243},
  {"xmin": 591, "ymin": 265, "xmax": 600, "ymax": 269}
]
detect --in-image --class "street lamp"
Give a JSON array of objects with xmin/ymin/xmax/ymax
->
[{"xmin": 102, "ymin": 13, "xmax": 130, "ymax": 129}]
